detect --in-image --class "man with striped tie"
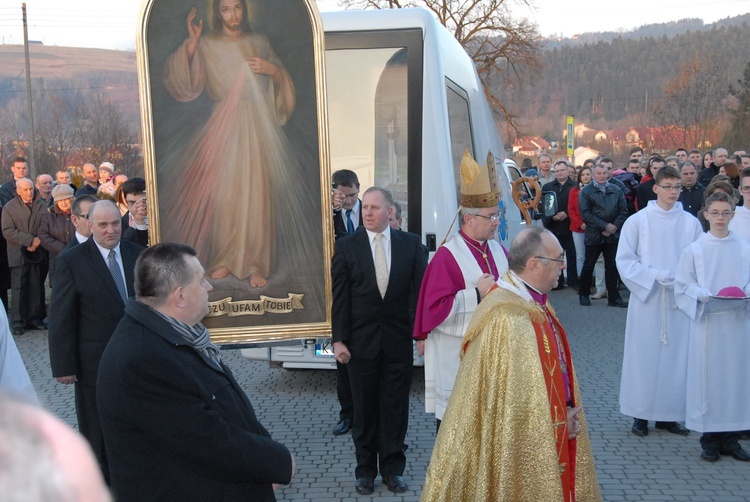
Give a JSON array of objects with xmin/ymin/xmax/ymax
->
[{"xmin": 48, "ymin": 200, "xmax": 144, "ymax": 482}]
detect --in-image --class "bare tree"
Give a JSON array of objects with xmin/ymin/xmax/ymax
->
[
  {"xmin": 653, "ymin": 55, "xmax": 727, "ymax": 150},
  {"xmin": 338, "ymin": 0, "xmax": 541, "ymax": 130},
  {"xmin": 722, "ymin": 59, "xmax": 750, "ymax": 152}
]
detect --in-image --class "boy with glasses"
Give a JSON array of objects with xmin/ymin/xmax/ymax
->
[
  {"xmin": 616, "ymin": 166, "xmax": 703, "ymax": 438},
  {"xmin": 675, "ymin": 191, "xmax": 750, "ymax": 462}
]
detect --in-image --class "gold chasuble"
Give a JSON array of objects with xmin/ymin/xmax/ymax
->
[{"xmin": 421, "ymin": 272, "xmax": 600, "ymax": 502}]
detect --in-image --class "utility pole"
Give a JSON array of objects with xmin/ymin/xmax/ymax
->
[{"xmin": 22, "ymin": 3, "xmax": 36, "ymax": 173}]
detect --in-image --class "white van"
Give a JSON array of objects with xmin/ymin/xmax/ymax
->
[{"xmin": 241, "ymin": 8, "xmax": 523, "ymax": 368}]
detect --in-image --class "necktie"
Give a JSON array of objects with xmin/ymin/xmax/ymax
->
[
  {"xmin": 346, "ymin": 209, "xmax": 355, "ymax": 234},
  {"xmin": 108, "ymin": 249, "xmax": 128, "ymax": 303},
  {"xmin": 374, "ymin": 233, "xmax": 388, "ymax": 298}
]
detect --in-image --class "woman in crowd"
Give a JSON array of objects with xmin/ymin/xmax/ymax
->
[
  {"xmin": 568, "ymin": 166, "xmax": 591, "ymax": 289},
  {"xmin": 701, "ymin": 150, "xmax": 714, "ymax": 171},
  {"xmin": 719, "ymin": 161, "xmax": 740, "ymax": 189},
  {"xmin": 38, "ymin": 185, "xmax": 75, "ymax": 288}
]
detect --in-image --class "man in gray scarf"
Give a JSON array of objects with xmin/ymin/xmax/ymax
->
[{"xmin": 97, "ymin": 242, "xmax": 295, "ymax": 501}]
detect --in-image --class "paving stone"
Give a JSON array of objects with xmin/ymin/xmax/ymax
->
[{"xmin": 14, "ymin": 286, "xmax": 750, "ymax": 501}]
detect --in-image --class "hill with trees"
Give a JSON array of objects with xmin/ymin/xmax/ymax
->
[{"xmin": 497, "ymin": 16, "xmax": 750, "ymax": 151}]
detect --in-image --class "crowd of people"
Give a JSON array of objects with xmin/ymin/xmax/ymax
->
[
  {"xmin": 1, "ymin": 143, "xmax": 748, "ymax": 501},
  {"xmin": 523, "ymin": 146, "xmax": 750, "ymax": 464}
]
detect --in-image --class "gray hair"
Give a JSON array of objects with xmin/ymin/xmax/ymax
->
[{"xmin": 459, "ymin": 206, "xmax": 481, "ymax": 227}]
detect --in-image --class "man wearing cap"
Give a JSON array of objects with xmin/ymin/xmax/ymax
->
[
  {"xmin": 1, "ymin": 178, "xmax": 48, "ymax": 335},
  {"xmin": 97, "ymin": 162, "xmax": 116, "ymax": 197},
  {"xmin": 414, "ymin": 151, "xmax": 508, "ymax": 431},
  {"xmin": 39, "ymin": 185, "xmax": 76, "ymax": 288},
  {"xmin": 75, "ymin": 163, "xmax": 100, "ymax": 197}
]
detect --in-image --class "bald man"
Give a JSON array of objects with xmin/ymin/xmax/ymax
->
[
  {"xmin": 48, "ymin": 201, "xmax": 144, "ymax": 481},
  {"xmin": 0, "ymin": 394, "xmax": 111, "ymax": 502}
]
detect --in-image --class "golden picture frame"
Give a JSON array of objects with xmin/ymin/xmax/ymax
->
[{"xmin": 136, "ymin": 0, "xmax": 333, "ymax": 344}]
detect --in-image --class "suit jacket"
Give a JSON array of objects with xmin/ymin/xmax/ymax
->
[
  {"xmin": 1, "ymin": 197, "xmax": 48, "ymax": 268},
  {"xmin": 98, "ymin": 300, "xmax": 292, "ymax": 502},
  {"xmin": 48, "ymin": 237, "xmax": 144, "ymax": 385},
  {"xmin": 333, "ymin": 201, "xmax": 363, "ymax": 240},
  {"xmin": 332, "ymin": 228, "xmax": 426, "ymax": 361}
]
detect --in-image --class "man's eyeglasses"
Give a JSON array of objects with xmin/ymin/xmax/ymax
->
[
  {"xmin": 473, "ymin": 213, "xmax": 501, "ymax": 221},
  {"xmin": 741, "ymin": 186, "xmax": 750, "ymax": 193},
  {"xmin": 656, "ymin": 184, "xmax": 682, "ymax": 191},
  {"xmin": 534, "ymin": 255, "xmax": 566, "ymax": 264}
]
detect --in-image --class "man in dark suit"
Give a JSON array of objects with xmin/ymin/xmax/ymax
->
[
  {"xmin": 542, "ymin": 159, "xmax": 578, "ymax": 290},
  {"xmin": 332, "ymin": 187, "xmax": 426, "ymax": 495},
  {"xmin": 330, "ymin": 169, "xmax": 363, "ymax": 436},
  {"xmin": 48, "ymin": 200, "xmax": 144, "ymax": 481},
  {"xmin": 98, "ymin": 243, "xmax": 294, "ymax": 501},
  {"xmin": 1, "ymin": 178, "xmax": 48, "ymax": 335},
  {"xmin": 64, "ymin": 195, "xmax": 97, "ymax": 251},
  {"xmin": 332, "ymin": 169, "xmax": 363, "ymax": 239}
]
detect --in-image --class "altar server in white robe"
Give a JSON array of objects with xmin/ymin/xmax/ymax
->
[
  {"xmin": 617, "ymin": 166, "xmax": 703, "ymax": 438},
  {"xmin": 675, "ymin": 191, "xmax": 750, "ymax": 462},
  {"xmin": 728, "ymin": 167, "xmax": 750, "ymax": 243}
]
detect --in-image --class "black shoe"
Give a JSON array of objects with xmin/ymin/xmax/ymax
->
[
  {"xmin": 579, "ymin": 295, "xmax": 591, "ymax": 306},
  {"xmin": 631, "ymin": 418, "xmax": 648, "ymax": 437},
  {"xmin": 12, "ymin": 327, "xmax": 25, "ymax": 336},
  {"xmin": 701, "ymin": 447, "xmax": 720, "ymax": 462},
  {"xmin": 355, "ymin": 476, "xmax": 374, "ymax": 495},
  {"xmin": 608, "ymin": 298, "xmax": 628, "ymax": 308},
  {"xmin": 332, "ymin": 418, "xmax": 352, "ymax": 436},
  {"xmin": 27, "ymin": 321, "xmax": 45, "ymax": 331},
  {"xmin": 382, "ymin": 475, "xmax": 408, "ymax": 493},
  {"xmin": 552, "ymin": 283, "xmax": 565, "ymax": 291},
  {"xmin": 720, "ymin": 445, "xmax": 750, "ymax": 461},
  {"xmin": 654, "ymin": 421, "xmax": 690, "ymax": 436}
]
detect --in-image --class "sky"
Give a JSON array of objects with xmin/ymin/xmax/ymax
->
[{"xmin": 0, "ymin": 0, "xmax": 748, "ymax": 50}]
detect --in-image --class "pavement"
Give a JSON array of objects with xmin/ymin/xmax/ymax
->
[{"xmin": 14, "ymin": 286, "xmax": 750, "ymax": 501}]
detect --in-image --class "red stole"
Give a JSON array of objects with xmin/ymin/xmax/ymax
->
[{"xmin": 532, "ymin": 311, "xmax": 578, "ymax": 502}]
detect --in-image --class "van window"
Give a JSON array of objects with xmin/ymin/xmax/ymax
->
[
  {"xmin": 326, "ymin": 30, "xmax": 423, "ymax": 234},
  {"xmin": 445, "ymin": 79, "xmax": 474, "ymax": 204}
]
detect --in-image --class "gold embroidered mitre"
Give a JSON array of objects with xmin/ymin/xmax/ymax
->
[{"xmin": 459, "ymin": 150, "xmax": 501, "ymax": 208}]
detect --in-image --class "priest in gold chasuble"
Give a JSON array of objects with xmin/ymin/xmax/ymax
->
[{"xmin": 421, "ymin": 228, "xmax": 601, "ymax": 502}]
